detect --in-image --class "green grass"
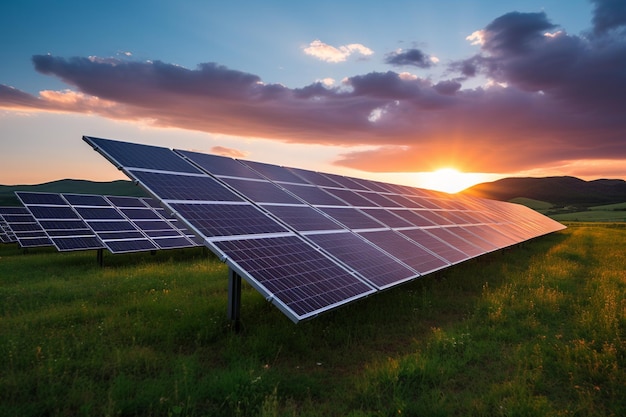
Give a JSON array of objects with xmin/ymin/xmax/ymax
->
[
  {"xmin": 1, "ymin": 225, "xmax": 624, "ymax": 416},
  {"xmin": 590, "ymin": 202, "xmax": 626, "ymax": 211},
  {"xmin": 550, "ymin": 210, "xmax": 626, "ymax": 222}
]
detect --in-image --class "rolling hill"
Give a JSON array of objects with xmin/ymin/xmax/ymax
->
[
  {"xmin": 0, "ymin": 179, "xmax": 147, "ymax": 206},
  {"xmin": 462, "ymin": 176, "xmax": 626, "ymax": 207}
]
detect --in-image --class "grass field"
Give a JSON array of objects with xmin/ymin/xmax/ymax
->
[
  {"xmin": 550, "ymin": 210, "xmax": 626, "ymax": 222},
  {"xmin": 1, "ymin": 224, "xmax": 624, "ymax": 416}
]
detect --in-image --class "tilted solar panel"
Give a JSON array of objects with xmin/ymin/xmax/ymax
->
[
  {"xmin": 0, "ymin": 206, "xmax": 53, "ymax": 248},
  {"xmin": 106, "ymin": 196, "xmax": 198, "ymax": 250},
  {"xmin": 83, "ymin": 135, "xmax": 566, "ymax": 323},
  {"xmin": 15, "ymin": 192, "xmax": 105, "ymax": 251},
  {"xmin": 61, "ymin": 193, "xmax": 158, "ymax": 254}
]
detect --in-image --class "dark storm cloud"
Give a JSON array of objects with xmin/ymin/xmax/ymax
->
[
  {"xmin": 384, "ymin": 48, "xmax": 433, "ymax": 68},
  {"xmin": 1, "ymin": 6, "xmax": 626, "ymax": 176},
  {"xmin": 480, "ymin": 12, "xmax": 557, "ymax": 54},
  {"xmin": 591, "ymin": 0, "xmax": 626, "ymax": 35},
  {"xmin": 454, "ymin": 10, "xmax": 626, "ymax": 111}
]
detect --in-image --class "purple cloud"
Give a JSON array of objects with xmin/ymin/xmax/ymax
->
[
  {"xmin": 591, "ymin": 0, "xmax": 626, "ymax": 35},
  {"xmin": 384, "ymin": 48, "xmax": 434, "ymax": 68},
  {"xmin": 1, "ymin": 7, "xmax": 625, "ymax": 178}
]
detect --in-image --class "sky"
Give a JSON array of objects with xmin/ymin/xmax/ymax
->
[{"xmin": 1, "ymin": 0, "xmax": 625, "ymax": 193}]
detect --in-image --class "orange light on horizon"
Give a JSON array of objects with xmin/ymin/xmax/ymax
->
[{"xmin": 416, "ymin": 168, "xmax": 492, "ymax": 194}]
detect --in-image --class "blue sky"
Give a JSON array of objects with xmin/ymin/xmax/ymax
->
[{"xmin": 1, "ymin": 0, "xmax": 624, "ymax": 192}]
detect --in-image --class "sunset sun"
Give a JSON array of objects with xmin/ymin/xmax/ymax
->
[{"xmin": 421, "ymin": 168, "xmax": 485, "ymax": 194}]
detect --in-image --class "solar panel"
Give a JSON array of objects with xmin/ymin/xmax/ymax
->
[
  {"xmin": 84, "ymin": 135, "xmax": 566, "ymax": 323},
  {"xmin": 15, "ymin": 192, "xmax": 105, "ymax": 251},
  {"xmin": 60, "ymin": 193, "xmax": 158, "ymax": 254},
  {"xmin": 308, "ymin": 231, "xmax": 418, "ymax": 289},
  {"xmin": 220, "ymin": 177, "xmax": 302, "ymax": 204},
  {"xmin": 0, "ymin": 206, "xmax": 53, "ymax": 248},
  {"xmin": 398, "ymin": 228, "xmax": 469, "ymax": 264},
  {"xmin": 357, "ymin": 229, "xmax": 449, "ymax": 274},
  {"xmin": 61, "ymin": 193, "xmax": 198, "ymax": 253},
  {"xmin": 317, "ymin": 207, "xmax": 385, "ymax": 230},
  {"xmin": 176, "ymin": 149, "xmax": 263, "ymax": 179},
  {"xmin": 0, "ymin": 212, "xmax": 17, "ymax": 243},
  {"xmin": 107, "ymin": 196, "xmax": 198, "ymax": 250},
  {"xmin": 263, "ymin": 205, "xmax": 343, "ymax": 232},
  {"xmin": 238, "ymin": 159, "xmax": 307, "ymax": 184},
  {"xmin": 213, "ymin": 235, "xmax": 375, "ymax": 320}
]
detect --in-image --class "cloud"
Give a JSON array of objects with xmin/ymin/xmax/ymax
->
[
  {"xmin": 303, "ymin": 39, "xmax": 373, "ymax": 63},
  {"xmin": 591, "ymin": 0, "xmax": 626, "ymax": 35},
  {"xmin": 1, "ymin": 7, "xmax": 625, "ymax": 179},
  {"xmin": 384, "ymin": 48, "xmax": 435, "ymax": 68},
  {"xmin": 210, "ymin": 146, "xmax": 248, "ymax": 158}
]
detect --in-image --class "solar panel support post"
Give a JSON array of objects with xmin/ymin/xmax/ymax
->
[
  {"xmin": 97, "ymin": 248, "xmax": 104, "ymax": 267},
  {"xmin": 228, "ymin": 268, "xmax": 242, "ymax": 332}
]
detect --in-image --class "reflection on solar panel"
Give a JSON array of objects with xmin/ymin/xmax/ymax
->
[
  {"xmin": 0, "ymin": 206, "xmax": 53, "ymax": 248},
  {"xmin": 84, "ymin": 135, "xmax": 566, "ymax": 323}
]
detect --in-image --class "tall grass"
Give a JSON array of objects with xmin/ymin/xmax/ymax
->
[{"xmin": 1, "ymin": 224, "xmax": 624, "ymax": 416}]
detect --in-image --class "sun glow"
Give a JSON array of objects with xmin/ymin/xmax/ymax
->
[{"xmin": 420, "ymin": 168, "xmax": 486, "ymax": 194}]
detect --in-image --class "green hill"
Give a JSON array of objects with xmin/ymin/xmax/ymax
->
[
  {"xmin": 0, "ymin": 179, "xmax": 147, "ymax": 206},
  {"xmin": 508, "ymin": 197, "xmax": 554, "ymax": 211},
  {"xmin": 462, "ymin": 176, "xmax": 626, "ymax": 207}
]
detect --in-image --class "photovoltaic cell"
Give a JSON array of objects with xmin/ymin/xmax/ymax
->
[
  {"xmin": 106, "ymin": 196, "xmax": 147, "ymax": 207},
  {"xmin": 0, "ymin": 207, "xmax": 52, "ymax": 247},
  {"xmin": 308, "ymin": 231, "xmax": 418, "ymax": 289},
  {"xmin": 131, "ymin": 170, "xmax": 243, "ymax": 202},
  {"xmin": 88, "ymin": 136, "xmax": 202, "ymax": 173},
  {"xmin": 175, "ymin": 149, "xmax": 263, "ymax": 179},
  {"xmin": 169, "ymin": 203, "xmax": 288, "ymax": 238},
  {"xmin": 398, "ymin": 228, "xmax": 469, "ymax": 264},
  {"xmin": 357, "ymin": 191, "xmax": 402, "ymax": 208},
  {"xmin": 214, "ymin": 236, "xmax": 375, "ymax": 321},
  {"xmin": 262, "ymin": 205, "xmax": 343, "ymax": 232},
  {"xmin": 287, "ymin": 167, "xmax": 342, "ymax": 188},
  {"xmin": 318, "ymin": 207, "xmax": 384, "ymax": 230},
  {"xmin": 324, "ymin": 188, "xmax": 376, "ymax": 207},
  {"xmin": 220, "ymin": 178, "xmax": 301, "ymax": 204},
  {"xmin": 280, "ymin": 183, "xmax": 347, "ymax": 206},
  {"xmin": 63, "ymin": 194, "xmax": 110, "ymax": 206},
  {"xmin": 358, "ymin": 229, "xmax": 449, "ymax": 274},
  {"xmin": 321, "ymin": 172, "xmax": 369, "ymax": 191},
  {"xmin": 15, "ymin": 192, "xmax": 105, "ymax": 252},
  {"xmin": 426, "ymin": 227, "xmax": 483, "ymax": 257},
  {"xmin": 392, "ymin": 209, "xmax": 436, "ymax": 227},
  {"xmin": 448, "ymin": 226, "xmax": 498, "ymax": 252},
  {"xmin": 238, "ymin": 159, "xmax": 307, "ymax": 184},
  {"xmin": 360, "ymin": 208, "xmax": 415, "ymax": 228}
]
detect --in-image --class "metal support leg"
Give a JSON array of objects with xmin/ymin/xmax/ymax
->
[
  {"xmin": 228, "ymin": 268, "xmax": 242, "ymax": 332},
  {"xmin": 97, "ymin": 248, "xmax": 104, "ymax": 267}
]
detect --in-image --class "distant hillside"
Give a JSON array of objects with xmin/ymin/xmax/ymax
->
[
  {"xmin": 462, "ymin": 176, "xmax": 626, "ymax": 207},
  {"xmin": 0, "ymin": 179, "xmax": 147, "ymax": 206}
]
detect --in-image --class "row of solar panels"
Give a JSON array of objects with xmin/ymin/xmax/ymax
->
[
  {"xmin": 0, "ymin": 193, "xmax": 199, "ymax": 253},
  {"xmin": 84, "ymin": 136, "xmax": 566, "ymax": 323}
]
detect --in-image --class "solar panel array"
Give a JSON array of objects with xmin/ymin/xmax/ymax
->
[
  {"xmin": 84, "ymin": 136, "xmax": 566, "ymax": 323},
  {"xmin": 0, "ymin": 211, "xmax": 17, "ymax": 243},
  {"xmin": 15, "ymin": 192, "xmax": 105, "ymax": 252},
  {"xmin": 13, "ymin": 192, "xmax": 199, "ymax": 254},
  {"xmin": 0, "ymin": 206, "xmax": 52, "ymax": 248}
]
